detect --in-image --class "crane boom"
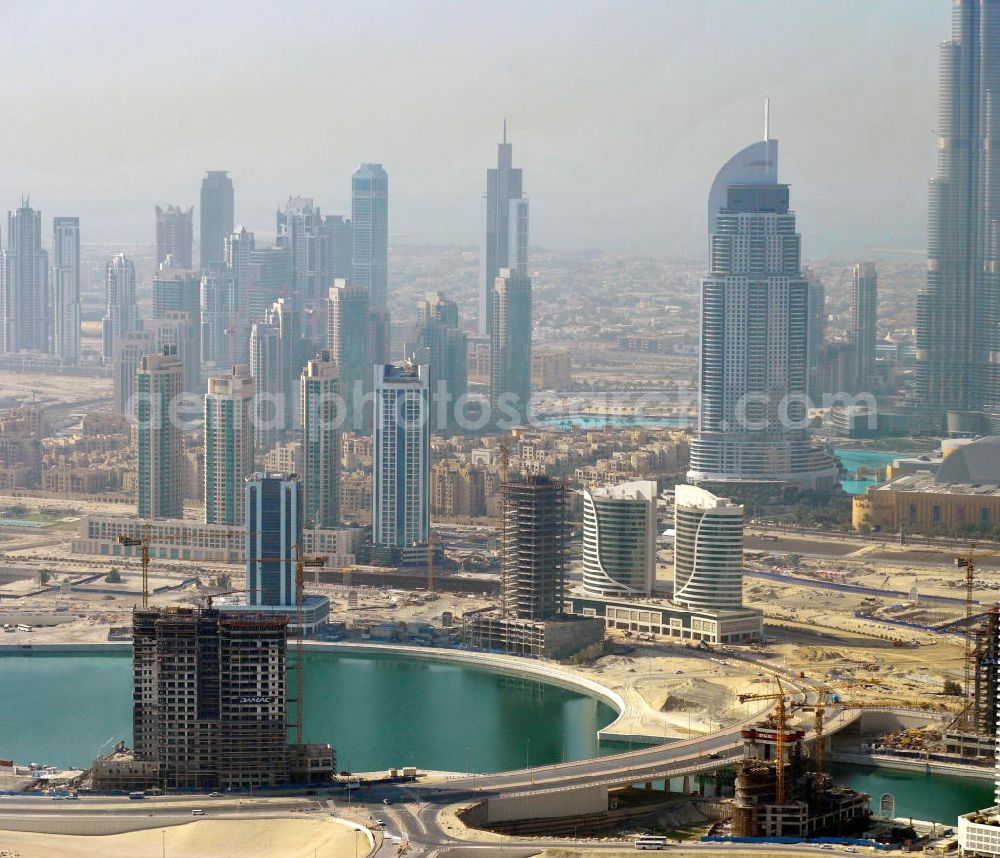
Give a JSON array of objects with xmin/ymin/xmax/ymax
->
[{"xmin": 738, "ymin": 676, "xmax": 788, "ymax": 805}]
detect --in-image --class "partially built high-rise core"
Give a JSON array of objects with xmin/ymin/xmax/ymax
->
[{"xmin": 92, "ymin": 606, "xmax": 334, "ymax": 790}]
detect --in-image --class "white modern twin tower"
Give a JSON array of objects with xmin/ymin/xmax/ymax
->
[{"xmin": 687, "ymin": 105, "xmax": 838, "ymax": 492}]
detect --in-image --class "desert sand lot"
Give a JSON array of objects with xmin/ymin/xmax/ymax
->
[
  {"xmin": 0, "ymin": 370, "xmax": 111, "ymax": 409},
  {"xmin": 0, "ymin": 818, "xmax": 361, "ymax": 858}
]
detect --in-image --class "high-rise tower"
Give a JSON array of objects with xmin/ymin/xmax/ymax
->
[
  {"xmin": 687, "ymin": 127, "xmax": 837, "ymax": 491},
  {"xmin": 301, "ymin": 351, "xmax": 341, "ymax": 529},
  {"xmin": 581, "ymin": 480, "xmax": 657, "ymax": 598},
  {"xmin": 411, "ymin": 291, "xmax": 468, "ymax": 431},
  {"xmin": 852, "ymin": 262, "xmax": 878, "ymax": 394},
  {"xmin": 501, "ymin": 476, "xmax": 567, "ymax": 620},
  {"xmin": 51, "ymin": 216, "xmax": 81, "ymax": 362},
  {"xmin": 204, "ymin": 367, "xmax": 255, "ymax": 526},
  {"xmin": 277, "ymin": 197, "xmax": 327, "ymax": 304},
  {"xmin": 490, "ymin": 269, "xmax": 532, "ymax": 424},
  {"xmin": 480, "ymin": 123, "xmax": 528, "ymax": 337},
  {"xmin": 673, "ymin": 484, "xmax": 744, "ymax": 611},
  {"xmin": 103, "ymin": 254, "xmax": 139, "ymax": 365},
  {"xmin": 328, "ymin": 279, "xmax": 390, "ymax": 433},
  {"xmin": 112, "ymin": 329, "xmax": 155, "ymax": 417},
  {"xmin": 156, "ymin": 204, "xmax": 194, "ymax": 270},
  {"xmin": 199, "ymin": 172, "xmax": 234, "ymax": 270},
  {"xmin": 0, "ymin": 199, "xmax": 49, "ymax": 354},
  {"xmin": 136, "ymin": 345, "xmax": 184, "ymax": 519},
  {"xmin": 917, "ymin": 1, "xmax": 1000, "ymax": 427},
  {"xmin": 245, "ymin": 472, "xmax": 302, "ymax": 607},
  {"xmin": 351, "ymin": 164, "xmax": 389, "ymax": 310},
  {"xmin": 373, "ymin": 363, "xmax": 429, "ymax": 552}
]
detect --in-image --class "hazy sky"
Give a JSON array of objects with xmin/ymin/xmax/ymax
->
[{"xmin": 0, "ymin": 1, "xmax": 947, "ymax": 258}]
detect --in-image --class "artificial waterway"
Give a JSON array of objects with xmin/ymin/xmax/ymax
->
[
  {"xmin": 0, "ymin": 649, "xmax": 991, "ymax": 823},
  {"xmin": 0, "ymin": 649, "xmax": 615, "ymax": 774},
  {"xmin": 834, "ymin": 448, "xmax": 902, "ymax": 496}
]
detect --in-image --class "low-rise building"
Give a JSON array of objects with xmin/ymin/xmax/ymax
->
[
  {"xmin": 852, "ymin": 437, "xmax": 1000, "ymax": 535},
  {"xmin": 564, "ymin": 594, "xmax": 763, "ymax": 645},
  {"xmin": 431, "ymin": 462, "xmax": 486, "ymax": 517},
  {"xmin": 71, "ymin": 514, "xmax": 358, "ymax": 567},
  {"xmin": 531, "ymin": 348, "xmax": 572, "ymax": 389},
  {"xmin": 461, "ymin": 611, "xmax": 605, "ymax": 659}
]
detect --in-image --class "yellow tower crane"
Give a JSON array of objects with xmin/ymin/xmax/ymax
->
[
  {"xmin": 809, "ymin": 681, "xmax": 893, "ymax": 806},
  {"xmin": 738, "ymin": 676, "xmax": 793, "ymax": 806},
  {"xmin": 956, "ymin": 545, "xmax": 1000, "ymax": 702},
  {"xmin": 294, "ymin": 547, "xmax": 327, "ymax": 749},
  {"xmin": 427, "ymin": 530, "xmax": 435, "ymax": 593},
  {"xmin": 118, "ymin": 522, "xmax": 152, "ymax": 608}
]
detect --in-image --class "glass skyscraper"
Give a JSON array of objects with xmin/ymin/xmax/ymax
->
[
  {"xmin": 136, "ymin": 345, "xmax": 184, "ymax": 520},
  {"xmin": 373, "ymin": 363, "xmax": 429, "ymax": 550},
  {"xmin": 490, "ymin": 269, "xmax": 532, "ymax": 424},
  {"xmin": 245, "ymin": 472, "xmax": 301, "ymax": 607},
  {"xmin": 480, "ymin": 124, "xmax": 528, "ymax": 337},
  {"xmin": 0, "ymin": 199, "xmax": 48, "ymax": 354},
  {"xmin": 204, "ymin": 368, "xmax": 255, "ymax": 526},
  {"xmin": 687, "ymin": 135, "xmax": 837, "ymax": 491},
  {"xmin": 581, "ymin": 480, "xmax": 657, "ymax": 598},
  {"xmin": 51, "ymin": 216, "xmax": 81, "ymax": 363},
  {"xmin": 851, "ymin": 262, "xmax": 878, "ymax": 395},
  {"xmin": 300, "ymin": 351, "xmax": 341, "ymax": 529},
  {"xmin": 673, "ymin": 484, "xmax": 744, "ymax": 612},
  {"xmin": 916, "ymin": 0, "xmax": 1000, "ymax": 428},
  {"xmin": 351, "ymin": 163, "xmax": 389, "ymax": 310},
  {"xmin": 199, "ymin": 171, "xmax": 234, "ymax": 270}
]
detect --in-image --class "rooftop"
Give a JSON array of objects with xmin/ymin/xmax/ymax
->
[{"xmin": 874, "ymin": 470, "xmax": 1000, "ymax": 497}]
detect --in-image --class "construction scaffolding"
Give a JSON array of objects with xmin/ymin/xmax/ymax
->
[
  {"xmin": 501, "ymin": 475, "xmax": 568, "ymax": 621},
  {"xmin": 945, "ymin": 605, "xmax": 1000, "ymax": 758},
  {"xmin": 732, "ymin": 719, "xmax": 870, "ymax": 838},
  {"xmin": 93, "ymin": 606, "xmax": 334, "ymax": 791}
]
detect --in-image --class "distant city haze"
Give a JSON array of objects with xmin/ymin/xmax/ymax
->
[{"xmin": 1, "ymin": 0, "xmax": 945, "ymax": 256}]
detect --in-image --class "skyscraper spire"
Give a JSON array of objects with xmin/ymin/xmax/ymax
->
[
  {"xmin": 503, "ymin": 118, "xmax": 507, "ymax": 144},
  {"xmin": 764, "ymin": 97, "xmax": 770, "ymax": 141}
]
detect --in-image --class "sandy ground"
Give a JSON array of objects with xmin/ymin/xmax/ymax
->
[
  {"xmin": 0, "ymin": 489, "xmax": 973, "ymax": 737},
  {"xmin": 0, "ymin": 818, "xmax": 361, "ymax": 858},
  {"xmin": 0, "ymin": 370, "xmax": 111, "ymax": 410}
]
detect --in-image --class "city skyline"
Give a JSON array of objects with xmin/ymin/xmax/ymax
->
[{"xmin": 0, "ymin": 2, "xmax": 947, "ymax": 257}]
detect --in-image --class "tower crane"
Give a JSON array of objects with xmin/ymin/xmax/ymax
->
[
  {"xmin": 956, "ymin": 545, "xmax": 1000, "ymax": 701},
  {"xmin": 427, "ymin": 529, "xmax": 435, "ymax": 593},
  {"xmin": 808, "ymin": 681, "xmax": 893, "ymax": 806},
  {"xmin": 118, "ymin": 522, "xmax": 152, "ymax": 608},
  {"xmin": 294, "ymin": 547, "xmax": 327, "ymax": 749},
  {"xmin": 737, "ymin": 676, "xmax": 795, "ymax": 806}
]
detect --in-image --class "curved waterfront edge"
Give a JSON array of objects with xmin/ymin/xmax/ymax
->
[
  {"xmin": 311, "ymin": 641, "xmax": 628, "ymax": 739},
  {"xmin": 0, "ymin": 640, "xmax": 633, "ymax": 765}
]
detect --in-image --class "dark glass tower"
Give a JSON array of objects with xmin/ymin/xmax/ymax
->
[
  {"xmin": 199, "ymin": 171, "xmax": 234, "ymax": 270},
  {"xmin": 916, "ymin": 0, "xmax": 1000, "ymax": 426},
  {"xmin": 351, "ymin": 164, "xmax": 389, "ymax": 310},
  {"xmin": 245, "ymin": 472, "xmax": 302, "ymax": 607}
]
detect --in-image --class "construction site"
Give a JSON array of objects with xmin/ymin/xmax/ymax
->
[{"xmin": 91, "ymin": 606, "xmax": 334, "ymax": 791}]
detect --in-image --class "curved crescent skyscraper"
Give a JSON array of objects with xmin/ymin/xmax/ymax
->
[{"xmin": 687, "ymin": 135, "xmax": 838, "ymax": 491}]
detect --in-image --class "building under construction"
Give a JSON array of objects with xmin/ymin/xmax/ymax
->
[
  {"xmin": 463, "ymin": 475, "xmax": 603, "ymax": 657},
  {"xmin": 732, "ymin": 719, "xmax": 870, "ymax": 837},
  {"xmin": 92, "ymin": 607, "xmax": 333, "ymax": 790},
  {"xmin": 945, "ymin": 606, "xmax": 1000, "ymax": 759}
]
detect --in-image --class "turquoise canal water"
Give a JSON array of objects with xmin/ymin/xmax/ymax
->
[
  {"xmin": 0, "ymin": 650, "xmax": 991, "ymax": 822},
  {"xmin": 0, "ymin": 649, "xmax": 614, "ymax": 774},
  {"xmin": 834, "ymin": 449, "xmax": 901, "ymax": 496},
  {"xmin": 825, "ymin": 763, "xmax": 993, "ymax": 824}
]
